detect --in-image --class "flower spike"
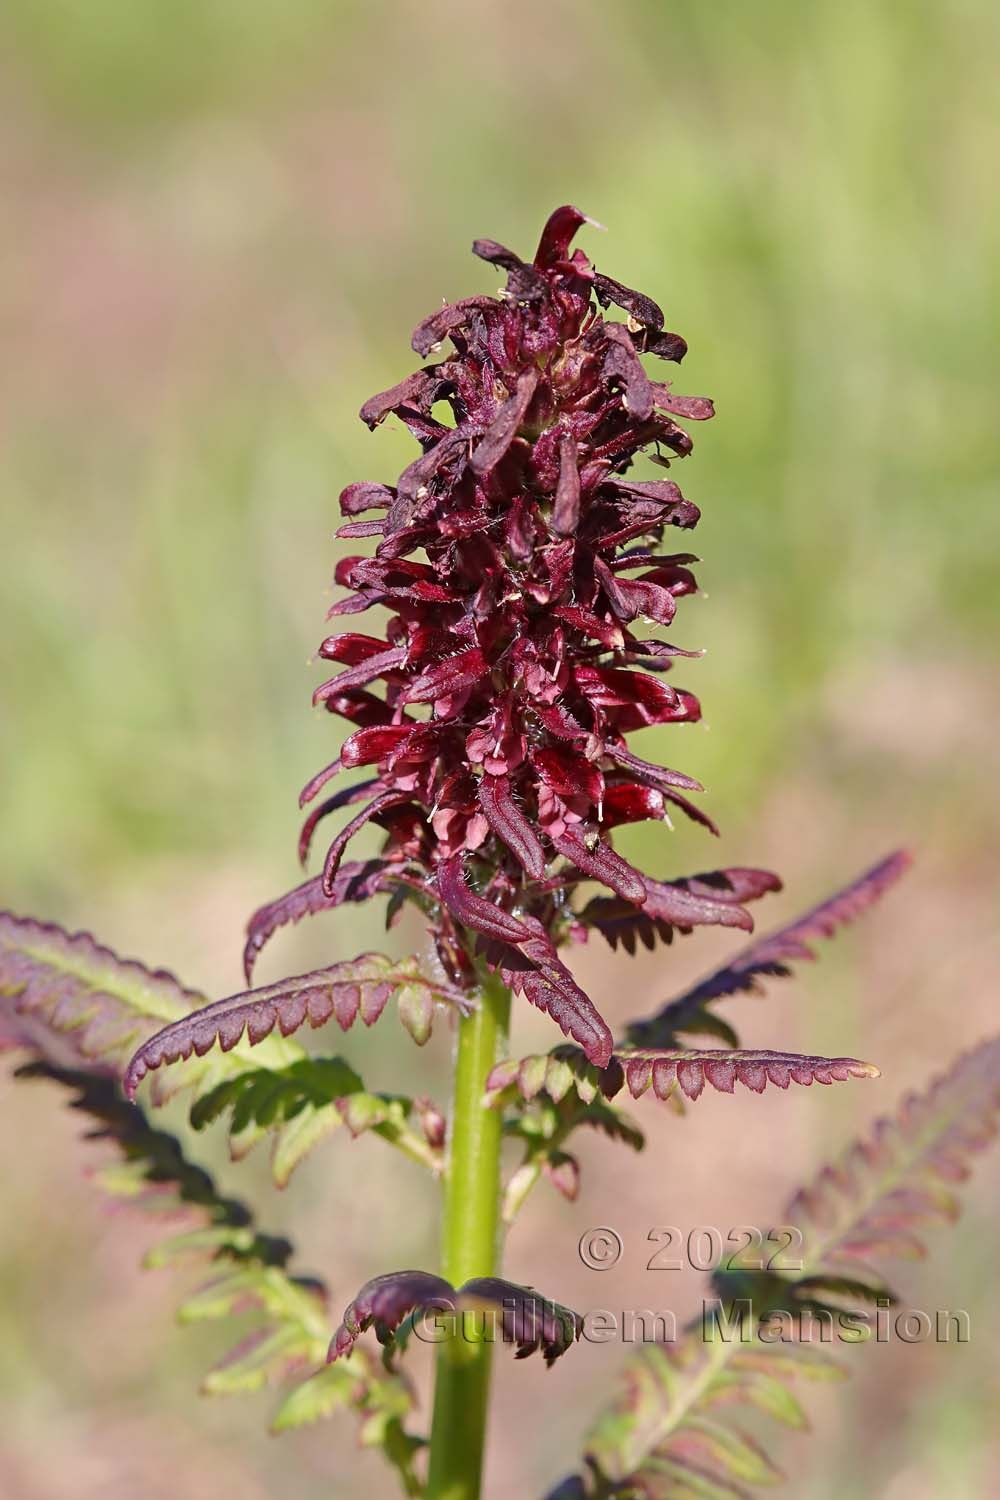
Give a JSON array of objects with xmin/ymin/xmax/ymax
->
[{"xmin": 266, "ymin": 206, "xmax": 783, "ymax": 1056}]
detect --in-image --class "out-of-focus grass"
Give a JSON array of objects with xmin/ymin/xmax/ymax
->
[{"xmin": 1, "ymin": 2, "xmax": 998, "ymax": 1496}]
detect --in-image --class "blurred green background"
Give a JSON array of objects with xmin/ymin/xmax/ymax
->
[{"xmin": 1, "ymin": 1, "xmax": 997, "ymax": 1496}]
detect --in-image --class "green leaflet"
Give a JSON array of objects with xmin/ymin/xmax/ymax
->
[
  {"xmin": 203, "ymin": 1322, "xmax": 321, "ymax": 1396},
  {"xmin": 271, "ymin": 1102, "xmax": 344, "ymax": 1187},
  {"xmin": 704, "ymin": 1371, "xmax": 807, "ymax": 1432},
  {"xmin": 143, "ymin": 1225, "xmax": 269, "ymax": 1267},
  {"xmin": 189, "ymin": 1055, "xmax": 363, "ymax": 1147},
  {"xmin": 271, "ymin": 1357, "xmax": 369, "ymax": 1431},
  {"xmin": 190, "ymin": 1056, "xmax": 442, "ymax": 1184},
  {"xmin": 271, "ymin": 1356, "xmax": 423, "ymax": 1495},
  {"xmin": 500, "ymin": 1085, "xmax": 644, "ymax": 1222}
]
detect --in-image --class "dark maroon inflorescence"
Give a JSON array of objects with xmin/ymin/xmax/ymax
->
[{"xmin": 255, "ymin": 207, "xmax": 782, "ymax": 1068}]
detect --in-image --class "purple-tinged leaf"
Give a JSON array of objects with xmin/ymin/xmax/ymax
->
[
  {"xmin": 243, "ymin": 863, "xmax": 394, "ymax": 983},
  {"xmin": 490, "ymin": 918, "xmax": 615, "ymax": 1069},
  {"xmin": 312, "ymin": 645, "xmax": 408, "ymax": 699},
  {"xmin": 297, "ymin": 781, "xmax": 377, "ymax": 867},
  {"xmin": 789, "ymin": 1035, "xmax": 1000, "ymax": 1273},
  {"xmin": 550, "ymin": 830, "xmax": 645, "ymax": 905},
  {"xmin": 298, "ymin": 757, "xmax": 341, "ymax": 809},
  {"xmin": 460, "ymin": 1277, "xmax": 582, "ymax": 1365},
  {"xmin": 488, "ymin": 1046, "xmax": 878, "ymax": 1108},
  {"xmin": 0, "ymin": 915, "xmax": 307, "ymax": 1119},
  {"xmin": 603, "ymin": 741, "xmax": 703, "ymax": 793},
  {"xmin": 643, "ymin": 868, "xmax": 780, "ymax": 928},
  {"xmin": 330, "ymin": 1270, "xmax": 455, "ymax": 1360},
  {"xmin": 615, "ymin": 1048, "xmax": 880, "ymax": 1102},
  {"xmin": 330, "ymin": 1270, "xmax": 581, "ymax": 1368},
  {"xmin": 451, "ymin": 883, "xmax": 615, "ymax": 1065},
  {"xmin": 6, "ymin": 1058, "xmax": 373, "ymax": 1437},
  {"xmin": 18, "ymin": 1062, "xmax": 297, "ymax": 1268},
  {"xmin": 627, "ymin": 852, "xmax": 911, "ymax": 1045},
  {"xmin": 436, "ymin": 854, "xmax": 530, "ymax": 944},
  {"xmin": 0, "ymin": 911, "xmax": 203, "ymax": 1078},
  {"xmin": 582, "ymin": 867, "xmax": 779, "ymax": 955},
  {"xmin": 321, "ymin": 791, "xmax": 413, "ymax": 893},
  {"xmin": 0, "ymin": 1006, "xmax": 44, "ymax": 1055},
  {"xmin": 124, "ymin": 955, "xmax": 464, "ymax": 1100},
  {"xmin": 478, "ymin": 776, "xmax": 548, "ymax": 880}
]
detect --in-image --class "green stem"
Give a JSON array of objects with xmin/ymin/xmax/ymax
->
[{"xmin": 425, "ymin": 969, "xmax": 511, "ymax": 1500}]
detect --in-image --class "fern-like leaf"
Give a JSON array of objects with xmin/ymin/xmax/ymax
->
[
  {"xmin": 13, "ymin": 1059, "xmax": 333, "ymax": 1397},
  {"xmin": 242, "ymin": 860, "xmax": 401, "ymax": 982},
  {"xmin": 788, "ymin": 1035, "xmax": 1000, "ymax": 1273},
  {"xmin": 190, "ymin": 1057, "xmax": 444, "ymax": 1184},
  {"xmin": 579, "ymin": 1035, "xmax": 1000, "ymax": 1498},
  {"xmin": 625, "ymin": 852, "xmax": 910, "ymax": 1049},
  {"xmin": 437, "ymin": 853, "xmax": 616, "ymax": 1067},
  {"xmin": 0, "ymin": 911, "xmax": 301, "ymax": 1104},
  {"xmin": 330, "ymin": 1270, "xmax": 582, "ymax": 1369},
  {"xmin": 124, "ymin": 954, "xmax": 467, "ymax": 1100},
  {"xmin": 16, "ymin": 1060, "xmax": 294, "ymax": 1262},
  {"xmin": 582, "ymin": 868, "xmax": 782, "ymax": 956},
  {"xmin": 501, "ymin": 1089, "xmax": 645, "ymax": 1222},
  {"xmin": 6, "ymin": 1051, "xmax": 422, "ymax": 1468},
  {"xmin": 487, "ymin": 1047, "xmax": 879, "ymax": 1108}
]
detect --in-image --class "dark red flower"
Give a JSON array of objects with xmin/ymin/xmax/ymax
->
[{"xmin": 250, "ymin": 208, "xmax": 781, "ymax": 1066}]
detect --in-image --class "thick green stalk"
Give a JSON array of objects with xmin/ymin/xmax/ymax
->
[{"xmin": 425, "ymin": 968, "xmax": 511, "ymax": 1500}]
